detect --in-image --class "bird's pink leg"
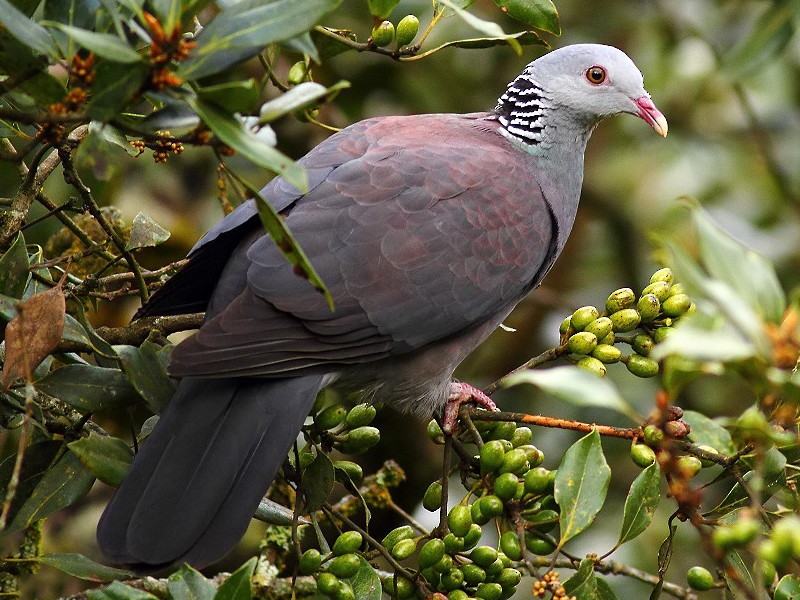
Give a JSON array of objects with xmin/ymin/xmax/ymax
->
[{"xmin": 444, "ymin": 382, "xmax": 497, "ymax": 433}]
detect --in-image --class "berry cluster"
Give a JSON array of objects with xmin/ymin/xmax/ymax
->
[
  {"xmin": 559, "ymin": 267, "xmax": 694, "ymax": 378},
  {"xmin": 370, "ymin": 15, "xmax": 420, "ymax": 48},
  {"xmin": 130, "ymin": 131, "xmax": 185, "ymax": 163}
]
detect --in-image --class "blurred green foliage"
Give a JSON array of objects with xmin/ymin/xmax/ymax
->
[{"xmin": 0, "ymin": 0, "xmax": 799, "ymax": 598}]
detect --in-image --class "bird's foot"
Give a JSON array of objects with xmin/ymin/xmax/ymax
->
[{"xmin": 443, "ymin": 382, "xmax": 497, "ymax": 433}]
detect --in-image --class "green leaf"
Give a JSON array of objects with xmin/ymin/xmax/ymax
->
[
  {"xmin": 88, "ymin": 59, "xmax": 149, "ymax": 121},
  {"xmin": 178, "ymin": 0, "xmax": 343, "ymax": 80},
  {"xmin": 617, "ymin": 461, "xmax": 662, "ymax": 546},
  {"xmin": 44, "ymin": 23, "xmax": 143, "ymax": 63},
  {"xmin": 197, "ymin": 79, "xmax": 261, "ymax": 114},
  {"xmin": 493, "ymin": 0, "xmax": 560, "ymax": 34},
  {"xmin": 594, "ymin": 577, "xmax": 621, "ymax": 600},
  {"xmin": 683, "ymin": 410, "xmax": 736, "ymax": 455},
  {"xmin": 436, "ymin": 0, "xmax": 521, "ymax": 54},
  {"xmin": 0, "ymin": 232, "xmax": 30, "ymax": 299},
  {"xmin": 35, "ymin": 364, "xmax": 141, "ymax": 413},
  {"xmin": 151, "ymin": 0, "xmax": 182, "ymax": 34},
  {"xmin": 7, "ymin": 449, "xmax": 95, "ymax": 533},
  {"xmin": 168, "ymin": 564, "xmax": 216, "ymax": 600},
  {"xmin": 725, "ymin": 0, "xmax": 795, "ymax": 77},
  {"xmin": 37, "ymin": 553, "xmax": 135, "ymax": 582},
  {"xmin": 503, "ymin": 366, "xmax": 638, "ymax": 421},
  {"xmin": 774, "ymin": 575, "xmax": 800, "ymax": 600},
  {"xmin": 346, "ymin": 555, "xmax": 382, "ymax": 600},
  {"xmin": 125, "ymin": 212, "xmax": 171, "ymax": 251},
  {"xmin": 114, "ymin": 341, "xmax": 175, "ymax": 414},
  {"xmin": 690, "ymin": 201, "xmax": 786, "ymax": 323},
  {"xmin": 282, "ymin": 31, "xmax": 320, "ymax": 63},
  {"xmin": 67, "ymin": 433, "xmax": 133, "ymax": 487},
  {"xmin": 0, "ymin": 440, "xmax": 61, "ymax": 533},
  {"xmin": 214, "ymin": 557, "xmax": 256, "ymax": 600},
  {"xmin": 0, "ymin": 0, "xmax": 59, "ymax": 56},
  {"xmin": 189, "ymin": 98, "xmax": 307, "ymax": 192},
  {"xmin": 87, "ymin": 581, "xmax": 160, "ymax": 600},
  {"xmin": 259, "ymin": 80, "xmax": 350, "ymax": 123},
  {"xmin": 705, "ymin": 447, "xmax": 786, "ymax": 519},
  {"xmin": 300, "ymin": 451, "xmax": 335, "ymax": 513},
  {"xmin": 563, "ymin": 558, "xmax": 598, "ymax": 599},
  {"xmin": 650, "ymin": 315, "xmax": 756, "ymax": 363},
  {"xmin": 554, "ymin": 428, "xmax": 610, "ymax": 545}
]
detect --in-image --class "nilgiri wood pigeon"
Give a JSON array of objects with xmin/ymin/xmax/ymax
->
[{"xmin": 97, "ymin": 43, "xmax": 667, "ymax": 569}]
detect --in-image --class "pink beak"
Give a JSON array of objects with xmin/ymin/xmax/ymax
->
[{"xmin": 635, "ymin": 96, "xmax": 668, "ymax": 137}]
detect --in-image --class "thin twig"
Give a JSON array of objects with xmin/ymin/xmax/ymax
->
[
  {"xmin": 468, "ymin": 408, "xmax": 639, "ymax": 439},
  {"xmin": 482, "ymin": 344, "xmax": 569, "ymax": 395}
]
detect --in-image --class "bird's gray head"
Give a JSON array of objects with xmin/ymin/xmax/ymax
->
[{"xmin": 495, "ymin": 43, "xmax": 667, "ymax": 147}]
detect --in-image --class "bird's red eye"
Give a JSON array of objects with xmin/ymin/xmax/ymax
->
[{"xmin": 586, "ymin": 66, "xmax": 607, "ymax": 84}]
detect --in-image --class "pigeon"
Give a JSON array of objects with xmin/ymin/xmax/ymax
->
[{"xmin": 97, "ymin": 43, "xmax": 667, "ymax": 569}]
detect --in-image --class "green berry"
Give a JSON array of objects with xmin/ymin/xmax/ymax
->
[
  {"xmin": 479, "ymin": 494, "xmax": 504, "ymax": 519},
  {"xmin": 463, "ymin": 524, "xmax": 483, "ymax": 549},
  {"xmin": 328, "ymin": 554, "xmax": 360, "ymax": 578},
  {"xmin": 476, "ymin": 582, "xmax": 503, "ymax": 600},
  {"xmin": 662, "ymin": 293, "xmax": 691, "ymax": 317},
  {"xmin": 653, "ymin": 327, "xmax": 672, "ymax": 343},
  {"xmin": 559, "ymin": 316, "xmax": 573, "ymax": 336},
  {"xmin": 391, "ymin": 538, "xmax": 417, "ymax": 560},
  {"xmin": 636, "ymin": 294, "xmax": 661, "ymax": 322},
  {"xmin": 317, "ymin": 572, "xmax": 339, "ymax": 595},
  {"xmin": 497, "ymin": 567, "xmax": 522, "ymax": 589},
  {"xmin": 345, "ymin": 403, "xmax": 376, "ymax": 427},
  {"xmin": 568, "ymin": 331, "xmax": 598, "ymax": 355},
  {"xmin": 525, "ymin": 533, "xmax": 556, "ymax": 555},
  {"xmin": 577, "ymin": 355, "xmax": 606, "ymax": 376},
  {"xmin": 509, "ymin": 426, "xmax": 532, "ymax": 447},
  {"xmin": 333, "ymin": 582, "xmax": 355, "ymax": 600},
  {"xmin": 371, "ymin": 20, "xmax": 395, "ymax": 47},
  {"xmin": 315, "ymin": 404, "xmax": 347, "ymax": 430},
  {"xmin": 524, "ymin": 467, "xmax": 552, "ymax": 494},
  {"xmin": 626, "ymin": 354, "xmax": 659, "ymax": 378},
  {"xmin": 333, "ymin": 531, "xmax": 363, "ymax": 555},
  {"xmin": 381, "ymin": 525, "xmax": 414, "ymax": 549},
  {"xmin": 440, "ymin": 568, "xmax": 465, "ymax": 590},
  {"xmin": 677, "ymin": 455, "xmax": 702, "ymax": 478},
  {"xmin": 668, "ymin": 282, "xmax": 685, "ymax": 296},
  {"xmin": 761, "ymin": 560, "xmax": 776, "ymax": 586},
  {"xmin": 334, "ymin": 460, "xmax": 363, "ymax": 483},
  {"xmin": 287, "ymin": 61, "xmax": 308, "ymax": 85},
  {"xmin": 382, "ymin": 575, "xmax": 416, "ymax": 599},
  {"xmin": 571, "ymin": 306, "xmax": 599, "ymax": 331},
  {"xmin": 525, "ymin": 509, "xmax": 559, "ymax": 532},
  {"xmin": 488, "ymin": 421, "xmax": 517, "ymax": 441},
  {"xmin": 448, "ymin": 505, "xmax": 473, "ymax": 537},
  {"xmin": 592, "ymin": 344, "xmax": 621, "ymax": 364},
  {"xmin": 427, "ymin": 419, "xmax": 444, "ymax": 443},
  {"xmin": 447, "ymin": 590, "xmax": 469, "ymax": 600},
  {"xmin": 630, "ymin": 443, "xmax": 656, "ymax": 468},
  {"xmin": 343, "ymin": 426, "xmax": 380, "ymax": 452},
  {"xmin": 423, "ymin": 481, "xmax": 443, "ymax": 511},
  {"xmin": 686, "ymin": 566, "xmax": 714, "ymax": 591},
  {"xmin": 728, "ymin": 518, "xmax": 760, "ymax": 546},
  {"xmin": 517, "ymin": 444, "xmax": 544, "ymax": 467},
  {"xmin": 609, "ymin": 308, "xmax": 641, "ymax": 332},
  {"xmin": 471, "ymin": 498, "xmax": 490, "ymax": 525},
  {"xmin": 461, "ymin": 563, "xmax": 487, "ymax": 585},
  {"xmin": 499, "ymin": 531, "xmax": 522, "ymax": 560},
  {"xmin": 606, "ymin": 287, "xmax": 636, "ymax": 313},
  {"xmin": 419, "ymin": 538, "xmax": 446, "ymax": 569},
  {"xmin": 493, "ymin": 473, "xmax": 519, "ymax": 502},
  {"xmin": 443, "ymin": 533, "xmax": 465, "ymax": 554},
  {"xmin": 643, "ymin": 424, "xmax": 664, "ymax": 446},
  {"xmin": 599, "ymin": 332, "xmax": 616, "ymax": 345},
  {"xmin": 299, "ymin": 548, "xmax": 322, "ymax": 575},
  {"xmin": 395, "ymin": 14, "xmax": 419, "ymax": 46},
  {"xmin": 584, "ymin": 316, "xmax": 613, "ymax": 340},
  {"xmin": 470, "ymin": 545, "xmax": 498, "ymax": 568},
  {"xmin": 650, "ymin": 267, "xmax": 674, "ymax": 285},
  {"xmin": 480, "ymin": 440, "xmax": 506, "ymax": 474},
  {"xmin": 631, "ymin": 333, "xmax": 655, "ymax": 356},
  {"xmin": 498, "ymin": 448, "xmax": 529, "ymax": 475},
  {"xmin": 642, "ymin": 281, "xmax": 671, "ymax": 302}
]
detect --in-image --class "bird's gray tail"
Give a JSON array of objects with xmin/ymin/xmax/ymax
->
[{"xmin": 97, "ymin": 375, "xmax": 323, "ymax": 569}]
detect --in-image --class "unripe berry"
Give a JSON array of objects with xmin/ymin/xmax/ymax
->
[
  {"xmin": 470, "ymin": 545, "xmax": 498, "ymax": 568},
  {"xmin": 630, "ymin": 443, "xmax": 656, "ymax": 467},
  {"xmin": 391, "ymin": 537, "xmax": 417, "ymax": 560},
  {"xmin": 643, "ymin": 424, "xmax": 664, "ymax": 446},
  {"xmin": 427, "ymin": 419, "xmax": 444, "ymax": 443},
  {"xmin": 653, "ymin": 327, "xmax": 672, "ymax": 343},
  {"xmin": 345, "ymin": 403, "xmax": 376, "ymax": 427},
  {"xmin": 626, "ymin": 354, "xmax": 659, "ymax": 378},
  {"xmin": 668, "ymin": 282, "xmax": 685, "ymax": 296},
  {"xmin": 479, "ymin": 494, "xmax": 504, "ymax": 519},
  {"xmin": 568, "ymin": 331, "xmax": 598, "ymax": 355},
  {"xmin": 641, "ymin": 281, "xmax": 671, "ymax": 302},
  {"xmin": 497, "ymin": 567, "xmax": 522, "ymax": 589},
  {"xmin": 606, "ymin": 287, "xmax": 636, "ymax": 313},
  {"xmin": 584, "ymin": 316, "xmax": 613, "ymax": 340},
  {"xmin": 418, "ymin": 538, "xmax": 446, "ymax": 568},
  {"xmin": 471, "ymin": 498, "xmax": 490, "ymax": 525},
  {"xmin": 287, "ymin": 61, "xmax": 308, "ymax": 84},
  {"xmin": 524, "ymin": 467, "xmax": 552, "ymax": 494},
  {"xmin": 631, "ymin": 333, "xmax": 655, "ymax": 356},
  {"xmin": 476, "ymin": 582, "xmax": 503, "ymax": 600},
  {"xmin": 559, "ymin": 316, "xmax": 573, "ymax": 336},
  {"xmin": 395, "ymin": 15, "xmax": 419, "ymax": 46},
  {"xmin": 499, "ymin": 531, "xmax": 522, "ymax": 560},
  {"xmin": 315, "ymin": 404, "xmax": 346, "ymax": 430},
  {"xmin": 333, "ymin": 531, "xmax": 363, "ymax": 555},
  {"xmin": 636, "ymin": 294, "xmax": 661, "ymax": 322},
  {"xmin": 371, "ymin": 21, "xmax": 395, "ymax": 47},
  {"xmin": 525, "ymin": 533, "xmax": 556, "ymax": 555},
  {"xmin": 686, "ymin": 566, "xmax": 714, "ymax": 591},
  {"xmin": 488, "ymin": 421, "xmax": 517, "ymax": 441},
  {"xmin": 577, "ymin": 355, "xmax": 606, "ymax": 376},
  {"xmin": 448, "ymin": 505, "xmax": 473, "ymax": 537},
  {"xmin": 650, "ymin": 267, "xmax": 674, "ymax": 286},
  {"xmin": 341, "ymin": 426, "xmax": 380, "ymax": 452},
  {"xmin": 677, "ymin": 455, "xmax": 702, "ymax": 478},
  {"xmin": 334, "ymin": 460, "xmax": 363, "ymax": 483},
  {"xmin": 317, "ymin": 572, "xmax": 339, "ymax": 595},
  {"xmin": 609, "ymin": 308, "xmax": 641, "ymax": 332},
  {"xmin": 423, "ymin": 481, "xmax": 443, "ymax": 511},
  {"xmin": 517, "ymin": 444, "xmax": 544, "ymax": 467},
  {"xmin": 299, "ymin": 548, "xmax": 322, "ymax": 574},
  {"xmin": 480, "ymin": 440, "xmax": 506, "ymax": 474},
  {"xmin": 498, "ymin": 448, "xmax": 529, "ymax": 475},
  {"xmin": 493, "ymin": 472, "xmax": 519, "ymax": 502},
  {"xmin": 592, "ymin": 344, "xmax": 621, "ymax": 364},
  {"xmin": 509, "ymin": 426, "xmax": 532, "ymax": 447},
  {"xmin": 570, "ymin": 306, "xmax": 599, "ymax": 331},
  {"xmin": 381, "ymin": 525, "xmax": 414, "ymax": 549},
  {"xmin": 461, "ymin": 563, "xmax": 487, "ymax": 585},
  {"xmin": 463, "ymin": 524, "xmax": 482, "ymax": 549},
  {"xmin": 661, "ymin": 293, "xmax": 691, "ymax": 317},
  {"xmin": 328, "ymin": 554, "xmax": 360, "ymax": 578}
]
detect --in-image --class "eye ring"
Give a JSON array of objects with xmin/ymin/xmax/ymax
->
[{"xmin": 586, "ymin": 66, "xmax": 607, "ymax": 85}]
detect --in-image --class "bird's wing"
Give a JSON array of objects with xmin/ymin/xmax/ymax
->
[{"xmin": 168, "ymin": 114, "xmax": 560, "ymax": 378}]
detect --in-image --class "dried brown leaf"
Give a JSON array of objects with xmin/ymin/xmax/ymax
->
[{"xmin": 3, "ymin": 283, "xmax": 66, "ymax": 387}]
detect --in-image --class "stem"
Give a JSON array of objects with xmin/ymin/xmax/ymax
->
[{"xmin": 468, "ymin": 408, "xmax": 639, "ymax": 439}]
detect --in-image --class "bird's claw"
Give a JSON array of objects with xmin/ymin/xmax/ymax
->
[{"xmin": 443, "ymin": 382, "xmax": 497, "ymax": 433}]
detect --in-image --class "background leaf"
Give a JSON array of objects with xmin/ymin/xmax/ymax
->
[
  {"xmin": 617, "ymin": 461, "xmax": 662, "ymax": 546},
  {"xmin": 37, "ymin": 553, "xmax": 135, "ymax": 582},
  {"xmin": 35, "ymin": 365, "xmax": 141, "ymax": 413},
  {"xmin": 68, "ymin": 433, "xmax": 133, "ymax": 487}
]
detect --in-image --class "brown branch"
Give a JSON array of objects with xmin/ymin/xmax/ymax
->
[{"xmin": 467, "ymin": 408, "xmax": 639, "ymax": 439}]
